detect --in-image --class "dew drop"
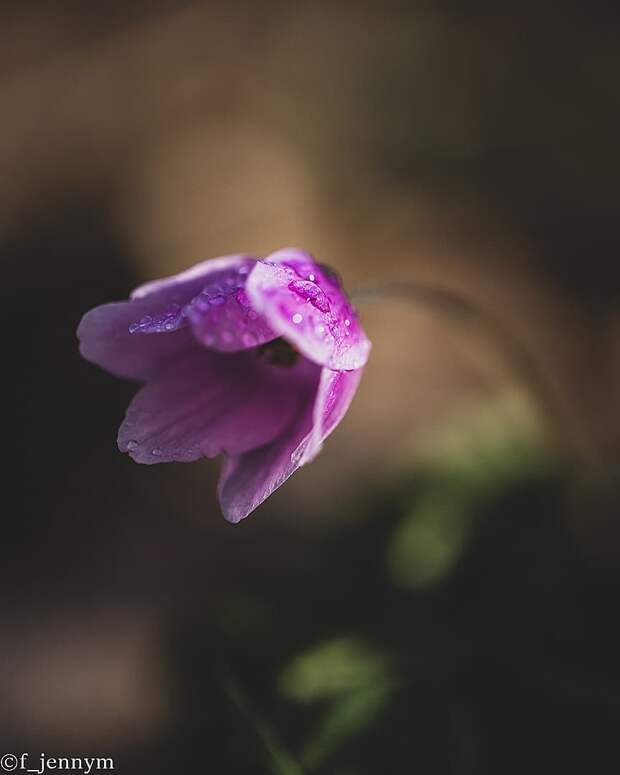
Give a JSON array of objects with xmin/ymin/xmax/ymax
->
[
  {"xmin": 288, "ymin": 280, "xmax": 331, "ymax": 313},
  {"xmin": 290, "ymin": 441, "xmax": 306, "ymax": 465},
  {"xmin": 344, "ymin": 319, "xmax": 351, "ymax": 326},
  {"xmin": 292, "ymin": 312, "xmax": 303, "ymax": 324},
  {"xmin": 151, "ymin": 448, "xmax": 162, "ymax": 457},
  {"xmin": 126, "ymin": 440, "xmax": 139, "ymax": 451}
]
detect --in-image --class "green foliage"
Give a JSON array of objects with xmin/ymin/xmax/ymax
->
[
  {"xmin": 388, "ymin": 396, "xmax": 552, "ymax": 589},
  {"xmin": 279, "ymin": 637, "xmax": 391, "ymax": 703},
  {"xmin": 279, "ymin": 637, "xmax": 396, "ymax": 771},
  {"xmin": 163, "ymin": 396, "xmax": 614, "ymax": 775},
  {"xmin": 301, "ymin": 680, "xmax": 396, "ymax": 771}
]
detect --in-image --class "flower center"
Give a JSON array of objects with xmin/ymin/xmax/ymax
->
[{"xmin": 256, "ymin": 337, "xmax": 299, "ymax": 367}]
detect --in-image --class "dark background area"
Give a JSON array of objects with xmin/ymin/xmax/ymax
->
[{"xmin": 2, "ymin": 2, "xmax": 620, "ymax": 773}]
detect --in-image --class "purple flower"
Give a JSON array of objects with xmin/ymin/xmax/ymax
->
[{"xmin": 77, "ymin": 248, "xmax": 371, "ymax": 522}]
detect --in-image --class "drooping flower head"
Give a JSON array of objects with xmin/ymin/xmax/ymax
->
[{"xmin": 78, "ymin": 249, "xmax": 371, "ymax": 522}]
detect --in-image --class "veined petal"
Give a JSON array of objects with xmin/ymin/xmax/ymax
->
[
  {"xmin": 217, "ymin": 395, "xmax": 315, "ymax": 524},
  {"xmin": 245, "ymin": 248, "xmax": 371, "ymax": 370},
  {"xmin": 300, "ymin": 366, "xmax": 364, "ymax": 465},
  {"xmin": 118, "ymin": 348, "xmax": 319, "ymax": 464},
  {"xmin": 187, "ymin": 283, "xmax": 275, "ymax": 353},
  {"xmin": 218, "ymin": 364, "xmax": 363, "ymax": 523},
  {"xmin": 131, "ymin": 254, "xmax": 276, "ymax": 353},
  {"xmin": 77, "ymin": 300, "xmax": 196, "ymax": 381},
  {"xmin": 131, "ymin": 254, "xmax": 255, "ymax": 301},
  {"xmin": 77, "ymin": 254, "xmax": 274, "ymax": 380}
]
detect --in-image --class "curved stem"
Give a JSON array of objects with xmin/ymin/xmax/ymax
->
[{"xmin": 352, "ymin": 282, "xmax": 595, "ymax": 466}]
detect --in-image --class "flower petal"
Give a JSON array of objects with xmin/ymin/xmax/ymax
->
[
  {"xmin": 78, "ymin": 254, "xmax": 275, "ymax": 380},
  {"xmin": 118, "ymin": 347, "xmax": 319, "ymax": 464},
  {"xmin": 187, "ymin": 283, "xmax": 275, "ymax": 353},
  {"xmin": 218, "ymin": 365, "xmax": 363, "ymax": 523},
  {"xmin": 77, "ymin": 300, "xmax": 196, "ymax": 381},
  {"xmin": 300, "ymin": 366, "xmax": 365, "ymax": 465},
  {"xmin": 217, "ymin": 397, "xmax": 315, "ymax": 524},
  {"xmin": 131, "ymin": 254, "xmax": 276, "ymax": 353},
  {"xmin": 130, "ymin": 254, "xmax": 254, "ymax": 301},
  {"xmin": 245, "ymin": 248, "xmax": 371, "ymax": 370}
]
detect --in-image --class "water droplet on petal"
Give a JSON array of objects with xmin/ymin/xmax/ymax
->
[
  {"xmin": 288, "ymin": 280, "xmax": 331, "ymax": 313},
  {"xmin": 292, "ymin": 312, "xmax": 303, "ymax": 324},
  {"xmin": 126, "ymin": 440, "xmax": 139, "ymax": 451},
  {"xmin": 151, "ymin": 448, "xmax": 162, "ymax": 457},
  {"xmin": 290, "ymin": 439, "xmax": 310, "ymax": 465},
  {"xmin": 344, "ymin": 319, "xmax": 351, "ymax": 326}
]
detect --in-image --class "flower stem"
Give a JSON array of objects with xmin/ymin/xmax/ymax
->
[{"xmin": 352, "ymin": 282, "xmax": 596, "ymax": 468}]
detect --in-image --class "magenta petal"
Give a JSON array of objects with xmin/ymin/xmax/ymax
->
[
  {"xmin": 218, "ymin": 365, "xmax": 363, "ymax": 523},
  {"xmin": 187, "ymin": 284, "xmax": 275, "ymax": 353},
  {"xmin": 118, "ymin": 347, "xmax": 319, "ymax": 464},
  {"xmin": 131, "ymin": 254, "xmax": 255, "ymax": 302},
  {"xmin": 217, "ymin": 395, "xmax": 316, "ymax": 524},
  {"xmin": 78, "ymin": 254, "xmax": 274, "ymax": 380},
  {"xmin": 78, "ymin": 300, "xmax": 197, "ymax": 381},
  {"xmin": 245, "ymin": 248, "xmax": 371, "ymax": 370},
  {"xmin": 299, "ymin": 366, "xmax": 364, "ymax": 465},
  {"xmin": 134, "ymin": 255, "xmax": 276, "ymax": 353}
]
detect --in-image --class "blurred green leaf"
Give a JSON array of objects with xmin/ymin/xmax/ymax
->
[
  {"xmin": 279, "ymin": 637, "xmax": 390, "ymax": 703},
  {"xmin": 389, "ymin": 395, "xmax": 554, "ymax": 589},
  {"xmin": 279, "ymin": 637, "xmax": 396, "ymax": 771},
  {"xmin": 388, "ymin": 487, "xmax": 471, "ymax": 588},
  {"xmin": 302, "ymin": 681, "xmax": 396, "ymax": 771},
  {"xmin": 415, "ymin": 394, "xmax": 551, "ymax": 491}
]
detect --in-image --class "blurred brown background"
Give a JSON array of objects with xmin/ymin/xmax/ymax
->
[{"xmin": 2, "ymin": 2, "xmax": 620, "ymax": 773}]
